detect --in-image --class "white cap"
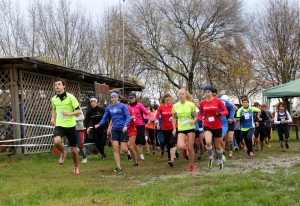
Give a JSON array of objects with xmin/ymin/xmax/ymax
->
[{"xmin": 221, "ymin": 95, "xmax": 229, "ymax": 101}]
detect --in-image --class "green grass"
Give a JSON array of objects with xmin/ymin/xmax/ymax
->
[{"xmin": 0, "ymin": 130, "xmax": 300, "ymax": 206}]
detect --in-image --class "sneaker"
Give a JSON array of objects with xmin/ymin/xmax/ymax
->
[
  {"xmin": 140, "ymin": 154, "xmax": 145, "ymax": 161},
  {"xmin": 207, "ymin": 158, "xmax": 213, "ymax": 169},
  {"xmin": 285, "ymin": 142, "xmax": 289, "ymax": 149},
  {"xmin": 222, "ymin": 155, "xmax": 226, "ymax": 163},
  {"xmin": 268, "ymin": 144, "xmax": 271, "ymax": 148},
  {"xmin": 127, "ymin": 154, "xmax": 132, "ymax": 161},
  {"xmin": 59, "ymin": 151, "xmax": 67, "ymax": 165},
  {"xmin": 153, "ymin": 151, "xmax": 156, "ymax": 156},
  {"xmin": 82, "ymin": 158, "xmax": 88, "ymax": 163},
  {"xmin": 249, "ymin": 152, "xmax": 254, "ymax": 159},
  {"xmin": 219, "ymin": 161, "xmax": 224, "ymax": 170},
  {"xmin": 146, "ymin": 151, "xmax": 150, "ymax": 155},
  {"xmin": 168, "ymin": 161, "xmax": 174, "ymax": 168},
  {"xmin": 189, "ymin": 165, "xmax": 195, "ymax": 172},
  {"xmin": 101, "ymin": 156, "xmax": 106, "ymax": 160},
  {"xmin": 255, "ymin": 147, "xmax": 259, "ymax": 151},
  {"xmin": 228, "ymin": 151, "xmax": 233, "ymax": 158},
  {"xmin": 261, "ymin": 147, "xmax": 264, "ymax": 151},
  {"xmin": 73, "ymin": 167, "xmax": 79, "ymax": 175},
  {"xmin": 114, "ymin": 167, "xmax": 121, "ymax": 172},
  {"xmin": 133, "ymin": 162, "xmax": 139, "ymax": 166}
]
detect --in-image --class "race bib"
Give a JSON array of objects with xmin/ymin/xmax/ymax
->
[
  {"xmin": 183, "ymin": 118, "xmax": 189, "ymax": 125},
  {"xmin": 60, "ymin": 110, "xmax": 66, "ymax": 119},
  {"xmin": 208, "ymin": 116, "xmax": 215, "ymax": 122},
  {"xmin": 244, "ymin": 113, "xmax": 249, "ymax": 120}
]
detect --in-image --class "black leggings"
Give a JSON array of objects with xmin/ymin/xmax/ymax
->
[
  {"xmin": 162, "ymin": 130, "xmax": 176, "ymax": 160},
  {"xmin": 242, "ymin": 128, "xmax": 255, "ymax": 155},
  {"xmin": 277, "ymin": 128, "xmax": 290, "ymax": 142},
  {"xmin": 234, "ymin": 130, "xmax": 243, "ymax": 144},
  {"xmin": 93, "ymin": 129, "xmax": 107, "ymax": 156}
]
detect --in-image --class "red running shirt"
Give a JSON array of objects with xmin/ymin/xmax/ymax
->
[
  {"xmin": 155, "ymin": 104, "xmax": 173, "ymax": 130},
  {"xmin": 198, "ymin": 98, "xmax": 228, "ymax": 129}
]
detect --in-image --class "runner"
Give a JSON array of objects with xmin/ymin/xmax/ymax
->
[
  {"xmin": 253, "ymin": 102, "xmax": 269, "ymax": 151},
  {"xmin": 199, "ymin": 86, "xmax": 228, "ymax": 170},
  {"xmin": 145, "ymin": 105, "xmax": 156, "ymax": 155},
  {"xmin": 75, "ymin": 108, "xmax": 87, "ymax": 163},
  {"xmin": 120, "ymin": 99, "xmax": 139, "ymax": 166},
  {"xmin": 50, "ymin": 78, "xmax": 81, "ymax": 175},
  {"xmin": 260, "ymin": 103, "xmax": 272, "ymax": 147},
  {"xmin": 128, "ymin": 93, "xmax": 149, "ymax": 161},
  {"xmin": 155, "ymin": 92, "xmax": 177, "ymax": 167},
  {"xmin": 85, "ymin": 97, "xmax": 108, "ymax": 160},
  {"xmin": 95, "ymin": 91, "xmax": 131, "ymax": 172},
  {"xmin": 236, "ymin": 98, "xmax": 261, "ymax": 158},
  {"xmin": 273, "ymin": 102, "xmax": 293, "ymax": 151},
  {"xmin": 172, "ymin": 88, "xmax": 198, "ymax": 171}
]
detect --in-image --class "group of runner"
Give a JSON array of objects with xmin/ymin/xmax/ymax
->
[{"xmin": 50, "ymin": 78, "xmax": 293, "ymax": 175}]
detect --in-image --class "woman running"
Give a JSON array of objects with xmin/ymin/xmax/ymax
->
[
  {"xmin": 155, "ymin": 92, "xmax": 177, "ymax": 167},
  {"xmin": 95, "ymin": 91, "xmax": 131, "ymax": 172},
  {"xmin": 172, "ymin": 88, "xmax": 198, "ymax": 171},
  {"xmin": 199, "ymin": 86, "xmax": 228, "ymax": 170},
  {"xmin": 273, "ymin": 102, "xmax": 293, "ymax": 151},
  {"xmin": 128, "ymin": 93, "xmax": 149, "ymax": 161}
]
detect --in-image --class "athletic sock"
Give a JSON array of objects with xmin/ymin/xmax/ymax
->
[
  {"xmin": 229, "ymin": 141, "xmax": 234, "ymax": 151},
  {"xmin": 217, "ymin": 150, "xmax": 223, "ymax": 163},
  {"xmin": 206, "ymin": 145, "xmax": 213, "ymax": 159}
]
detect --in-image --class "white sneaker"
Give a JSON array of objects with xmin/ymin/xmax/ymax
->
[
  {"xmin": 140, "ymin": 154, "xmax": 145, "ymax": 161},
  {"xmin": 59, "ymin": 151, "xmax": 67, "ymax": 165},
  {"xmin": 82, "ymin": 158, "xmax": 87, "ymax": 163}
]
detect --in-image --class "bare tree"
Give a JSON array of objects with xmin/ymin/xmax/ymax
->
[
  {"xmin": 248, "ymin": 0, "xmax": 300, "ymax": 87},
  {"xmin": 124, "ymin": 0, "xmax": 244, "ymax": 94}
]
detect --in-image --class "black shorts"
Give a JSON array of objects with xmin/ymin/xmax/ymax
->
[
  {"xmin": 135, "ymin": 125, "xmax": 146, "ymax": 145},
  {"xmin": 228, "ymin": 122, "xmax": 235, "ymax": 132},
  {"xmin": 112, "ymin": 130, "xmax": 128, "ymax": 142},
  {"xmin": 53, "ymin": 126, "xmax": 77, "ymax": 147},
  {"xmin": 195, "ymin": 130, "xmax": 200, "ymax": 138},
  {"xmin": 178, "ymin": 129, "xmax": 195, "ymax": 135},
  {"xmin": 204, "ymin": 127, "xmax": 222, "ymax": 138},
  {"xmin": 145, "ymin": 128, "xmax": 155, "ymax": 144}
]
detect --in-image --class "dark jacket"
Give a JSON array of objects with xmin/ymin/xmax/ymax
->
[{"xmin": 84, "ymin": 106, "xmax": 108, "ymax": 130}]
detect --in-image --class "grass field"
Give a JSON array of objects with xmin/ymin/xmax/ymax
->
[{"xmin": 0, "ymin": 131, "xmax": 300, "ymax": 206}]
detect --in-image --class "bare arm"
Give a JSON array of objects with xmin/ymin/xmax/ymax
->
[{"xmin": 50, "ymin": 108, "xmax": 56, "ymax": 125}]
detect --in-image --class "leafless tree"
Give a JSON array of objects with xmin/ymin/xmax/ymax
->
[{"xmin": 124, "ymin": 0, "xmax": 244, "ymax": 94}]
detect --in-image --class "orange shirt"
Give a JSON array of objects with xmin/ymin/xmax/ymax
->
[{"xmin": 145, "ymin": 111, "xmax": 155, "ymax": 129}]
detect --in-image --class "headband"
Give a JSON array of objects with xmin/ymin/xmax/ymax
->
[{"xmin": 110, "ymin": 92, "xmax": 119, "ymax": 97}]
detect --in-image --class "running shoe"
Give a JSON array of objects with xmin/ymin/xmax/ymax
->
[
  {"xmin": 228, "ymin": 151, "xmax": 233, "ymax": 158},
  {"xmin": 133, "ymin": 162, "xmax": 139, "ymax": 166},
  {"xmin": 101, "ymin": 156, "xmax": 106, "ymax": 160},
  {"xmin": 207, "ymin": 158, "xmax": 213, "ymax": 169},
  {"xmin": 82, "ymin": 158, "xmax": 87, "ymax": 163},
  {"xmin": 73, "ymin": 167, "xmax": 79, "ymax": 175},
  {"xmin": 189, "ymin": 165, "xmax": 195, "ymax": 172},
  {"xmin": 249, "ymin": 152, "xmax": 254, "ymax": 159},
  {"xmin": 285, "ymin": 142, "xmax": 289, "ymax": 149},
  {"xmin": 58, "ymin": 151, "xmax": 67, "ymax": 165},
  {"xmin": 219, "ymin": 161, "xmax": 224, "ymax": 170},
  {"xmin": 255, "ymin": 147, "xmax": 259, "ymax": 151},
  {"xmin": 168, "ymin": 161, "xmax": 174, "ymax": 168},
  {"xmin": 140, "ymin": 154, "xmax": 145, "ymax": 161},
  {"xmin": 146, "ymin": 150, "xmax": 150, "ymax": 155},
  {"xmin": 114, "ymin": 167, "xmax": 121, "ymax": 172},
  {"xmin": 153, "ymin": 151, "xmax": 156, "ymax": 155}
]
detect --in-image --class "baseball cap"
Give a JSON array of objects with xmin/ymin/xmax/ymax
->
[
  {"xmin": 221, "ymin": 95, "xmax": 229, "ymax": 101},
  {"xmin": 128, "ymin": 93, "xmax": 136, "ymax": 98}
]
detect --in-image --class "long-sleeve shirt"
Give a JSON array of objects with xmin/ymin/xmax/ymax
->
[
  {"xmin": 84, "ymin": 106, "xmax": 107, "ymax": 129},
  {"xmin": 98, "ymin": 102, "xmax": 131, "ymax": 130},
  {"xmin": 219, "ymin": 98, "xmax": 235, "ymax": 127},
  {"xmin": 155, "ymin": 104, "xmax": 173, "ymax": 130},
  {"xmin": 128, "ymin": 102, "xmax": 149, "ymax": 126},
  {"xmin": 75, "ymin": 109, "xmax": 85, "ymax": 131},
  {"xmin": 199, "ymin": 98, "xmax": 229, "ymax": 129},
  {"xmin": 274, "ymin": 110, "xmax": 292, "ymax": 130}
]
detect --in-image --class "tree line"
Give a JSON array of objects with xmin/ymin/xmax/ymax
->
[{"xmin": 1, "ymin": 0, "xmax": 300, "ymax": 103}]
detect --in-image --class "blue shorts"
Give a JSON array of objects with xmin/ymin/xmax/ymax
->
[
  {"xmin": 112, "ymin": 130, "xmax": 128, "ymax": 143},
  {"xmin": 222, "ymin": 125, "xmax": 228, "ymax": 137}
]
